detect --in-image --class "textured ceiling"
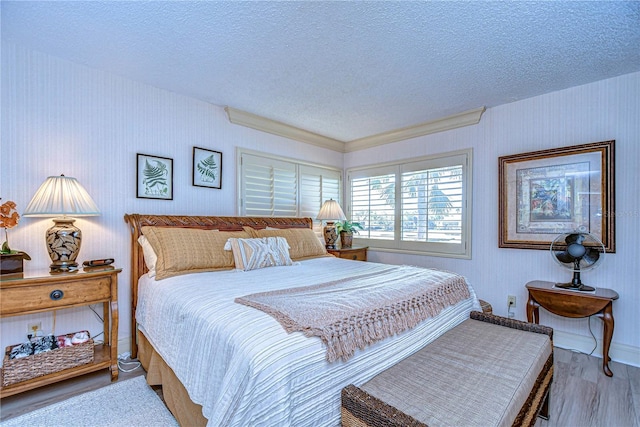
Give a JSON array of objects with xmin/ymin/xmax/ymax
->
[{"xmin": 2, "ymin": 1, "xmax": 639, "ymax": 141}]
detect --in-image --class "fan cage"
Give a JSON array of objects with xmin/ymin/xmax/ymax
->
[{"xmin": 550, "ymin": 232, "xmax": 605, "ymax": 272}]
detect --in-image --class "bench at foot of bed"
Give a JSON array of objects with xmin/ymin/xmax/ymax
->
[{"xmin": 342, "ymin": 311, "xmax": 553, "ymax": 427}]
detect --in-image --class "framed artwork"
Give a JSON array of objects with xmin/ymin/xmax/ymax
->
[
  {"xmin": 136, "ymin": 153, "xmax": 173, "ymax": 200},
  {"xmin": 498, "ymin": 140, "xmax": 615, "ymax": 252},
  {"xmin": 192, "ymin": 147, "xmax": 222, "ymax": 189}
]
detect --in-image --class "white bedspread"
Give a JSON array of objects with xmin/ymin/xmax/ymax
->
[{"xmin": 136, "ymin": 257, "xmax": 480, "ymax": 426}]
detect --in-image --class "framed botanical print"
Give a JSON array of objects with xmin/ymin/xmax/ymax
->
[
  {"xmin": 192, "ymin": 147, "xmax": 222, "ymax": 189},
  {"xmin": 498, "ymin": 140, "xmax": 615, "ymax": 252},
  {"xmin": 136, "ymin": 153, "xmax": 173, "ymax": 200}
]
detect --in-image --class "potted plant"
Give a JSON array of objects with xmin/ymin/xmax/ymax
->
[
  {"xmin": 1, "ymin": 200, "xmax": 31, "ymax": 275},
  {"xmin": 336, "ymin": 220, "xmax": 363, "ymax": 248}
]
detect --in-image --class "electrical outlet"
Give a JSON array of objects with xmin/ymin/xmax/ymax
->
[
  {"xmin": 507, "ymin": 295, "xmax": 516, "ymax": 308},
  {"xmin": 27, "ymin": 321, "xmax": 42, "ymax": 337}
]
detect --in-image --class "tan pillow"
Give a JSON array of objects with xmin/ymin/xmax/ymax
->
[
  {"xmin": 248, "ymin": 228, "xmax": 328, "ymax": 260},
  {"xmin": 141, "ymin": 227, "xmax": 250, "ymax": 280},
  {"xmin": 224, "ymin": 237, "xmax": 293, "ymax": 271}
]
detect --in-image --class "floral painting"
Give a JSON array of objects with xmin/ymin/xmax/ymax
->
[
  {"xmin": 192, "ymin": 147, "xmax": 222, "ymax": 189},
  {"xmin": 137, "ymin": 153, "xmax": 173, "ymax": 200}
]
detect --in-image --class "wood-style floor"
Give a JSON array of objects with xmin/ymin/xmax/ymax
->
[{"xmin": 1, "ymin": 348, "xmax": 639, "ymax": 426}]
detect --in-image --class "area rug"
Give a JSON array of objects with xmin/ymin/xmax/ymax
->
[{"xmin": 0, "ymin": 376, "xmax": 178, "ymax": 426}]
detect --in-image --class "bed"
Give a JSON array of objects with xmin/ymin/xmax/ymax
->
[{"xmin": 124, "ymin": 214, "xmax": 480, "ymax": 426}]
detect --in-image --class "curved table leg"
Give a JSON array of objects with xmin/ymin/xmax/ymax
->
[
  {"xmin": 527, "ymin": 296, "xmax": 539, "ymax": 324},
  {"xmin": 595, "ymin": 302, "xmax": 615, "ymax": 377}
]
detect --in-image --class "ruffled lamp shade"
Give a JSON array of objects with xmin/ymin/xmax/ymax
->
[{"xmin": 23, "ymin": 175, "xmax": 100, "ymax": 272}]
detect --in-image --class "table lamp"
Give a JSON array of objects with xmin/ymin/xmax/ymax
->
[
  {"xmin": 316, "ymin": 198, "xmax": 346, "ymax": 249},
  {"xmin": 23, "ymin": 175, "xmax": 100, "ymax": 272}
]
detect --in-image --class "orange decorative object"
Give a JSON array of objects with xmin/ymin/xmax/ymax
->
[
  {"xmin": 0, "ymin": 200, "xmax": 31, "ymax": 268},
  {"xmin": 0, "ymin": 200, "xmax": 20, "ymax": 230}
]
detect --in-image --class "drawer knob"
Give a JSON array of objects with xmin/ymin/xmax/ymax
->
[
  {"xmin": 352, "ymin": 255, "xmax": 357, "ymax": 260},
  {"xmin": 50, "ymin": 290, "xmax": 64, "ymax": 301}
]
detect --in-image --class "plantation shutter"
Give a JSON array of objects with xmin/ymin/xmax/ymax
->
[
  {"xmin": 346, "ymin": 149, "xmax": 471, "ymax": 258},
  {"xmin": 300, "ymin": 165, "xmax": 341, "ymax": 221},
  {"xmin": 239, "ymin": 151, "xmax": 342, "ymax": 219},
  {"xmin": 348, "ymin": 166, "xmax": 396, "ymax": 241},
  {"xmin": 401, "ymin": 164, "xmax": 463, "ymax": 244},
  {"xmin": 241, "ymin": 153, "xmax": 297, "ymax": 216}
]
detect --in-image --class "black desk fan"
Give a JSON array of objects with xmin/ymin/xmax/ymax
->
[{"xmin": 550, "ymin": 231, "xmax": 605, "ymax": 292}]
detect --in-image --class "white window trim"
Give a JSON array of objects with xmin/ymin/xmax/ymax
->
[{"xmin": 346, "ymin": 148, "xmax": 472, "ymax": 259}]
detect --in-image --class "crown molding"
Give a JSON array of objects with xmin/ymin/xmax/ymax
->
[
  {"xmin": 225, "ymin": 107, "xmax": 345, "ymax": 152},
  {"xmin": 225, "ymin": 106, "xmax": 485, "ymax": 153},
  {"xmin": 344, "ymin": 107, "xmax": 486, "ymax": 152}
]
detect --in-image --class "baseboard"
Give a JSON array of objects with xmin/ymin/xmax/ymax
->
[{"xmin": 554, "ymin": 330, "xmax": 640, "ymax": 368}]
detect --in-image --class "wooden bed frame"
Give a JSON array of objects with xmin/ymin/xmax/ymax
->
[
  {"xmin": 123, "ymin": 214, "xmax": 313, "ymax": 358},
  {"xmin": 123, "ymin": 214, "xmax": 314, "ymax": 425}
]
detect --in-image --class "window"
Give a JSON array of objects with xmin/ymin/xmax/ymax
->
[
  {"xmin": 347, "ymin": 149, "xmax": 472, "ymax": 258},
  {"xmin": 238, "ymin": 150, "xmax": 342, "ymax": 221}
]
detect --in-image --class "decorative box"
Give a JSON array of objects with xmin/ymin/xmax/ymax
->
[{"xmin": 1, "ymin": 331, "xmax": 94, "ymax": 387}]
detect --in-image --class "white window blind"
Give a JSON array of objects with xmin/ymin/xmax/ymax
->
[
  {"xmin": 350, "ymin": 172, "xmax": 396, "ymax": 240},
  {"xmin": 346, "ymin": 149, "xmax": 472, "ymax": 259},
  {"xmin": 401, "ymin": 164, "xmax": 463, "ymax": 244},
  {"xmin": 300, "ymin": 165, "xmax": 341, "ymax": 220},
  {"xmin": 241, "ymin": 154, "xmax": 297, "ymax": 216},
  {"xmin": 239, "ymin": 150, "xmax": 342, "ymax": 220}
]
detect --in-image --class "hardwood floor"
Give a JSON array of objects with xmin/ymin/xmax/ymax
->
[
  {"xmin": 536, "ymin": 348, "xmax": 640, "ymax": 427},
  {"xmin": 1, "ymin": 348, "xmax": 639, "ymax": 426}
]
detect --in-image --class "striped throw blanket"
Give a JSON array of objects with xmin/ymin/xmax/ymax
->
[{"xmin": 235, "ymin": 265, "xmax": 470, "ymax": 362}]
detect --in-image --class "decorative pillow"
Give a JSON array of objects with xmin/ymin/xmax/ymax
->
[
  {"xmin": 137, "ymin": 235, "xmax": 158, "ymax": 278},
  {"xmin": 248, "ymin": 228, "xmax": 328, "ymax": 260},
  {"xmin": 224, "ymin": 237, "xmax": 293, "ymax": 271},
  {"xmin": 141, "ymin": 227, "xmax": 250, "ymax": 280}
]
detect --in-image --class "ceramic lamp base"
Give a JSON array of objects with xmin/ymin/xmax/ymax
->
[
  {"xmin": 46, "ymin": 217, "xmax": 82, "ymax": 273},
  {"xmin": 323, "ymin": 222, "xmax": 338, "ymax": 249}
]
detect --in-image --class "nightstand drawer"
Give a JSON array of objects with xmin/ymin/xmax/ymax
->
[
  {"xmin": 337, "ymin": 249, "xmax": 367, "ymax": 261},
  {"xmin": 1, "ymin": 276, "xmax": 111, "ymax": 316},
  {"xmin": 327, "ymin": 246, "xmax": 368, "ymax": 261}
]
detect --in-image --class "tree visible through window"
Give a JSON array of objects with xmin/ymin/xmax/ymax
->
[{"xmin": 401, "ymin": 165, "xmax": 462, "ymax": 244}]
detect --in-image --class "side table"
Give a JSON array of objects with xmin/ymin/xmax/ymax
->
[
  {"xmin": 525, "ymin": 280, "xmax": 619, "ymax": 377},
  {"xmin": 0, "ymin": 267, "xmax": 120, "ymax": 397}
]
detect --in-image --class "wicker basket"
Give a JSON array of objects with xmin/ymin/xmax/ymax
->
[{"xmin": 1, "ymin": 331, "xmax": 94, "ymax": 387}]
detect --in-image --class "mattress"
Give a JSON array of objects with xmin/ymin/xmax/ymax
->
[{"xmin": 136, "ymin": 257, "xmax": 480, "ymax": 426}]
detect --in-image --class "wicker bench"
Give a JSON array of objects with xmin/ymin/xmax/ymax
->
[{"xmin": 342, "ymin": 312, "xmax": 553, "ymax": 427}]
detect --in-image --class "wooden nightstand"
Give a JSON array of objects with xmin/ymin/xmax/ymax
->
[
  {"xmin": 0, "ymin": 267, "xmax": 121, "ymax": 397},
  {"xmin": 327, "ymin": 246, "xmax": 368, "ymax": 261}
]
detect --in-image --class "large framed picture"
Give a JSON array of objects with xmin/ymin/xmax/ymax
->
[
  {"xmin": 192, "ymin": 147, "xmax": 222, "ymax": 189},
  {"xmin": 136, "ymin": 153, "xmax": 173, "ymax": 200},
  {"xmin": 498, "ymin": 140, "xmax": 615, "ymax": 252}
]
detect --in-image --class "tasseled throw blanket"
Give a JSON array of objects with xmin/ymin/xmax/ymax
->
[{"xmin": 235, "ymin": 266, "xmax": 470, "ymax": 362}]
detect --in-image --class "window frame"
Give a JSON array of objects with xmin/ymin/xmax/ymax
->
[{"xmin": 346, "ymin": 148, "xmax": 472, "ymax": 259}]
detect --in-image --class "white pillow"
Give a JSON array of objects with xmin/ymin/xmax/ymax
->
[
  {"xmin": 138, "ymin": 235, "xmax": 157, "ymax": 278},
  {"xmin": 224, "ymin": 237, "xmax": 293, "ymax": 271}
]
